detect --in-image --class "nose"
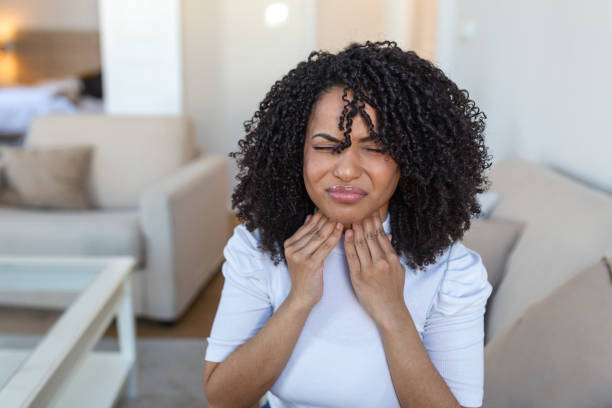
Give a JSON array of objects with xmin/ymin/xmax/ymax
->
[{"xmin": 332, "ymin": 146, "xmax": 362, "ymax": 181}]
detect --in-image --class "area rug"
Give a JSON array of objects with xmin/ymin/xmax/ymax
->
[{"xmin": 0, "ymin": 334, "xmax": 210, "ymax": 407}]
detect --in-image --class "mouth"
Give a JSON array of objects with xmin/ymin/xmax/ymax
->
[{"xmin": 326, "ymin": 185, "xmax": 367, "ymax": 204}]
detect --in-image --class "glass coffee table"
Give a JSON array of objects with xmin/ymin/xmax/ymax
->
[{"xmin": 0, "ymin": 256, "xmax": 138, "ymax": 407}]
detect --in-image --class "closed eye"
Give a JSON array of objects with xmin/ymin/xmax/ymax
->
[{"xmin": 313, "ymin": 146, "xmax": 384, "ymax": 153}]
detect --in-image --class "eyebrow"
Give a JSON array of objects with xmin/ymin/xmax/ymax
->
[{"xmin": 311, "ymin": 133, "xmax": 375, "ymax": 143}]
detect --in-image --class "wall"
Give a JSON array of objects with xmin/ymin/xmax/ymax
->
[
  {"xmin": 0, "ymin": 0, "xmax": 99, "ymax": 30},
  {"xmin": 438, "ymin": 0, "xmax": 612, "ymax": 194},
  {"xmin": 180, "ymin": 0, "xmax": 222, "ymax": 155},
  {"xmin": 316, "ymin": 0, "xmax": 387, "ymax": 52},
  {"xmin": 316, "ymin": 0, "xmax": 437, "ymax": 62},
  {"xmin": 99, "ymin": 0, "xmax": 183, "ymax": 115},
  {"xmin": 214, "ymin": 0, "xmax": 316, "ymax": 203},
  {"xmin": 0, "ymin": 0, "xmax": 99, "ymax": 85}
]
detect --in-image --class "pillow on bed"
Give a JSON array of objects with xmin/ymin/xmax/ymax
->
[
  {"xmin": 0, "ymin": 145, "xmax": 94, "ymax": 210},
  {"xmin": 36, "ymin": 76, "xmax": 83, "ymax": 105},
  {"xmin": 483, "ymin": 256, "xmax": 612, "ymax": 407}
]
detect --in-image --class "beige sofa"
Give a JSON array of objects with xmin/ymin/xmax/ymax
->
[
  {"xmin": 0, "ymin": 114, "xmax": 231, "ymax": 322},
  {"xmin": 462, "ymin": 158, "xmax": 612, "ymax": 407}
]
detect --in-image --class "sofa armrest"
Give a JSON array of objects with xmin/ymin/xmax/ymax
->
[{"xmin": 139, "ymin": 154, "xmax": 231, "ymax": 320}]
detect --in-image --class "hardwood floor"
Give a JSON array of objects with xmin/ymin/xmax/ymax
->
[{"xmin": 104, "ymin": 267, "xmax": 225, "ymax": 339}]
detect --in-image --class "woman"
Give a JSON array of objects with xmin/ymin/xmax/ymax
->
[{"xmin": 203, "ymin": 40, "xmax": 493, "ymax": 408}]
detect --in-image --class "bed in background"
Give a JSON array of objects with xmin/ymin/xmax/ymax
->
[{"xmin": 0, "ymin": 29, "xmax": 104, "ymax": 145}]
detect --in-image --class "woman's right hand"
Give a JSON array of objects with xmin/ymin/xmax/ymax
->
[{"xmin": 283, "ymin": 211, "xmax": 344, "ymax": 311}]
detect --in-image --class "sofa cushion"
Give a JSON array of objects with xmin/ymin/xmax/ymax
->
[
  {"xmin": 0, "ymin": 206, "xmax": 145, "ymax": 266},
  {"xmin": 0, "ymin": 145, "xmax": 93, "ymax": 210},
  {"xmin": 483, "ymin": 256, "xmax": 612, "ymax": 407},
  {"xmin": 484, "ymin": 158, "xmax": 612, "ymax": 342},
  {"xmin": 460, "ymin": 218, "xmax": 525, "ymax": 291},
  {"xmin": 25, "ymin": 114, "xmax": 199, "ymax": 209}
]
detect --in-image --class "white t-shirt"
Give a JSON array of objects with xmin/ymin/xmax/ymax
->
[{"xmin": 205, "ymin": 211, "xmax": 493, "ymax": 407}]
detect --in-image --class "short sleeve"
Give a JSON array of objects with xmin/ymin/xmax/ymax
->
[
  {"xmin": 422, "ymin": 242, "xmax": 493, "ymax": 407},
  {"xmin": 204, "ymin": 224, "xmax": 274, "ymax": 362}
]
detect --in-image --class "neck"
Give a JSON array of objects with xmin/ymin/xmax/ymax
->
[{"xmin": 341, "ymin": 206, "xmax": 388, "ymax": 233}]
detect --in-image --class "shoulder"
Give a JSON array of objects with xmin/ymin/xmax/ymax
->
[
  {"xmin": 430, "ymin": 241, "xmax": 493, "ymax": 316},
  {"xmin": 222, "ymin": 224, "xmax": 270, "ymax": 291},
  {"xmin": 225, "ymin": 223, "xmax": 263, "ymax": 254}
]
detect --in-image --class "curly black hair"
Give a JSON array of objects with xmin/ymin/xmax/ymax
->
[{"xmin": 229, "ymin": 40, "xmax": 492, "ymax": 271}]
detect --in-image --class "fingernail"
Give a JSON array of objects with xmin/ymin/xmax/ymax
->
[
  {"xmin": 346, "ymin": 230, "xmax": 353, "ymax": 240},
  {"xmin": 335, "ymin": 222, "xmax": 342, "ymax": 231},
  {"xmin": 304, "ymin": 214, "xmax": 312, "ymax": 224},
  {"xmin": 388, "ymin": 234, "xmax": 392, "ymax": 240}
]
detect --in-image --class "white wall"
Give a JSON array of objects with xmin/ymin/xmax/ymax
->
[
  {"xmin": 316, "ymin": 0, "xmax": 387, "ymax": 52},
  {"xmin": 99, "ymin": 0, "xmax": 183, "ymax": 115},
  {"xmin": 0, "ymin": 0, "xmax": 99, "ymax": 30},
  {"xmin": 216, "ymin": 0, "xmax": 316, "ymax": 197},
  {"xmin": 181, "ymin": 0, "xmax": 222, "ymax": 152},
  {"xmin": 438, "ymin": 0, "xmax": 612, "ymax": 194}
]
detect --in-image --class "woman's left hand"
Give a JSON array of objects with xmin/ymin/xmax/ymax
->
[{"xmin": 344, "ymin": 211, "xmax": 407, "ymax": 329}]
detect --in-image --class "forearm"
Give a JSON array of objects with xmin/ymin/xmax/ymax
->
[
  {"xmin": 378, "ymin": 305, "xmax": 461, "ymax": 408},
  {"xmin": 205, "ymin": 295, "xmax": 311, "ymax": 408}
]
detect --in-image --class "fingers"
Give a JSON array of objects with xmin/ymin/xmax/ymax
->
[
  {"xmin": 284, "ymin": 211, "xmax": 343, "ymax": 261},
  {"xmin": 284, "ymin": 211, "xmax": 325, "ymax": 249},
  {"xmin": 345, "ymin": 211, "xmax": 395, "ymax": 274},
  {"xmin": 377, "ymin": 226, "xmax": 395, "ymax": 255},
  {"xmin": 344, "ymin": 229, "xmax": 361, "ymax": 274},
  {"xmin": 300, "ymin": 218, "xmax": 343, "ymax": 257},
  {"xmin": 352, "ymin": 221, "xmax": 372, "ymax": 266},
  {"xmin": 362, "ymin": 214, "xmax": 385, "ymax": 261}
]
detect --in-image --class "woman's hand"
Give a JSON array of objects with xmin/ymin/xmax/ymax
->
[
  {"xmin": 284, "ymin": 211, "xmax": 343, "ymax": 311},
  {"xmin": 344, "ymin": 211, "xmax": 407, "ymax": 329}
]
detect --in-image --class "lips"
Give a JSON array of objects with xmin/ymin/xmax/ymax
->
[
  {"xmin": 326, "ymin": 185, "xmax": 367, "ymax": 194},
  {"xmin": 326, "ymin": 185, "xmax": 367, "ymax": 203}
]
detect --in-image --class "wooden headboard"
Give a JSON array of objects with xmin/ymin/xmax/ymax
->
[{"xmin": 13, "ymin": 29, "xmax": 101, "ymax": 84}]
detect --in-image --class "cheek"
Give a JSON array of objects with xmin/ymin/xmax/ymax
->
[
  {"xmin": 303, "ymin": 154, "xmax": 329, "ymax": 184},
  {"xmin": 372, "ymin": 162, "xmax": 400, "ymax": 191}
]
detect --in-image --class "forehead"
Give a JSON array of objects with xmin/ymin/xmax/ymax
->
[{"xmin": 308, "ymin": 86, "xmax": 378, "ymax": 128}]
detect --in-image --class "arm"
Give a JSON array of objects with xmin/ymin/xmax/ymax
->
[
  {"xmin": 378, "ymin": 243, "xmax": 491, "ymax": 408},
  {"xmin": 343, "ymin": 213, "xmax": 489, "ymax": 408},
  {"xmin": 203, "ymin": 212, "xmax": 342, "ymax": 408},
  {"xmin": 204, "ymin": 295, "xmax": 311, "ymax": 408},
  {"xmin": 378, "ymin": 304, "xmax": 466, "ymax": 408}
]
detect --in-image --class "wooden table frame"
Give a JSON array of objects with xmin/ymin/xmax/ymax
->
[{"xmin": 0, "ymin": 256, "xmax": 138, "ymax": 407}]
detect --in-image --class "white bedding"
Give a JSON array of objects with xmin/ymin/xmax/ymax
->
[{"xmin": 0, "ymin": 78, "xmax": 104, "ymax": 135}]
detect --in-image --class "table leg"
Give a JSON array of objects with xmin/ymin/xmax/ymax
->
[{"xmin": 117, "ymin": 277, "xmax": 139, "ymax": 398}]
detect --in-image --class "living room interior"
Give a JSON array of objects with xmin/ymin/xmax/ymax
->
[{"xmin": 0, "ymin": 0, "xmax": 611, "ymax": 407}]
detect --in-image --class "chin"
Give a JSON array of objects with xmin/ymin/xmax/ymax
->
[{"xmin": 317, "ymin": 205, "xmax": 368, "ymax": 224}]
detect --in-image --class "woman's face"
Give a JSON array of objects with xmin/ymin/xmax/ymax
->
[{"xmin": 303, "ymin": 86, "xmax": 400, "ymax": 231}]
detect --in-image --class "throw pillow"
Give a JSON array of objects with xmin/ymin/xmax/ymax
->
[
  {"xmin": 0, "ymin": 145, "xmax": 94, "ymax": 210},
  {"xmin": 483, "ymin": 256, "xmax": 612, "ymax": 408},
  {"xmin": 460, "ymin": 218, "xmax": 525, "ymax": 290}
]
